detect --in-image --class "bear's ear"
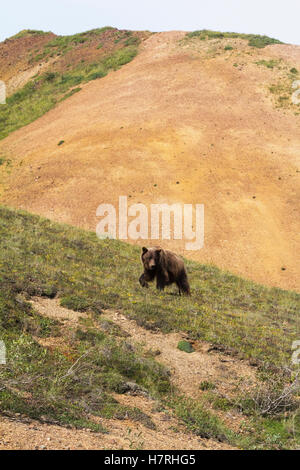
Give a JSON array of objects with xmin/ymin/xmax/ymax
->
[
  {"xmin": 142, "ymin": 247, "xmax": 148, "ymax": 254},
  {"xmin": 156, "ymin": 248, "xmax": 162, "ymax": 254}
]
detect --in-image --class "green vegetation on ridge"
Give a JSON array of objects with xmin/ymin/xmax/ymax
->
[
  {"xmin": 186, "ymin": 30, "xmax": 283, "ymax": 48},
  {"xmin": 0, "ymin": 28, "xmax": 140, "ymax": 140},
  {"xmin": 8, "ymin": 30, "xmax": 50, "ymax": 40},
  {"xmin": 29, "ymin": 27, "xmax": 116, "ymax": 61}
]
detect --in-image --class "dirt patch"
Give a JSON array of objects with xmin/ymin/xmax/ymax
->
[
  {"xmin": 6, "ymin": 59, "xmax": 56, "ymax": 96},
  {"xmin": 1, "ymin": 296, "xmax": 242, "ymax": 450},
  {"xmin": 103, "ymin": 311, "xmax": 257, "ymax": 399},
  {"xmin": 30, "ymin": 297, "xmax": 257, "ymax": 400},
  {"xmin": 0, "ymin": 33, "xmax": 55, "ymax": 91},
  {"xmin": 0, "ymin": 398, "xmax": 233, "ymax": 450},
  {"xmin": 30, "ymin": 296, "xmax": 88, "ymax": 324}
]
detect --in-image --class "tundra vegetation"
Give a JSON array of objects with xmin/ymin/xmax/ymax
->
[
  {"xmin": 0, "ymin": 206, "xmax": 299, "ymax": 449},
  {"xmin": 0, "ymin": 28, "xmax": 143, "ymax": 140},
  {"xmin": 8, "ymin": 30, "xmax": 50, "ymax": 40},
  {"xmin": 185, "ymin": 30, "xmax": 283, "ymax": 48}
]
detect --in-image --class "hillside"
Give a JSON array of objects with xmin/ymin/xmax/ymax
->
[
  {"xmin": 0, "ymin": 29, "xmax": 299, "ymax": 291},
  {"xmin": 0, "ymin": 206, "xmax": 299, "ymax": 449},
  {"xmin": 0, "ymin": 27, "xmax": 150, "ymax": 138}
]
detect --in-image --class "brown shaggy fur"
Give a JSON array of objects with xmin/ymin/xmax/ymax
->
[{"xmin": 139, "ymin": 246, "xmax": 190, "ymax": 295}]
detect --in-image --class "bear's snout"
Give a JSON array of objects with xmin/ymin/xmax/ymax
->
[{"xmin": 148, "ymin": 260, "xmax": 156, "ymax": 269}]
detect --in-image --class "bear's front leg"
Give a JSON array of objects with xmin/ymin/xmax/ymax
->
[
  {"xmin": 139, "ymin": 273, "xmax": 149, "ymax": 288},
  {"xmin": 139, "ymin": 270, "xmax": 156, "ymax": 288}
]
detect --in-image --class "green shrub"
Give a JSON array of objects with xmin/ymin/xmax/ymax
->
[
  {"xmin": 255, "ymin": 60, "xmax": 279, "ymax": 69},
  {"xmin": 87, "ymin": 70, "xmax": 107, "ymax": 81},
  {"xmin": 248, "ymin": 35, "xmax": 282, "ymax": 48},
  {"xmin": 124, "ymin": 36, "xmax": 141, "ymax": 47},
  {"xmin": 212, "ymin": 396, "xmax": 233, "ymax": 411},
  {"xmin": 60, "ymin": 295, "xmax": 91, "ymax": 311},
  {"xmin": 60, "ymin": 87, "xmax": 81, "ymax": 101},
  {"xmin": 177, "ymin": 340, "xmax": 194, "ymax": 353},
  {"xmin": 169, "ymin": 396, "xmax": 236, "ymax": 443},
  {"xmin": 186, "ymin": 30, "xmax": 283, "ymax": 48},
  {"xmin": 199, "ymin": 380, "xmax": 216, "ymax": 391},
  {"xmin": 44, "ymin": 71, "xmax": 58, "ymax": 81}
]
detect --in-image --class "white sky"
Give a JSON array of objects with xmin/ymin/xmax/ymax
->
[{"xmin": 1, "ymin": 0, "xmax": 300, "ymax": 45}]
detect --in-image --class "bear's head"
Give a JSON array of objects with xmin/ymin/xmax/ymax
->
[{"xmin": 141, "ymin": 247, "xmax": 162, "ymax": 271}]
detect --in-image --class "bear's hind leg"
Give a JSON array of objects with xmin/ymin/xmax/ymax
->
[
  {"xmin": 176, "ymin": 282, "xmax": 182, "ymax": 296},
  {"xmin": 156, "ymin": 279, "xmax": 165, "ymax": 291},
  {"xmin": 178, "ymin": 272, "xmax": 191, "ymax": 296}
]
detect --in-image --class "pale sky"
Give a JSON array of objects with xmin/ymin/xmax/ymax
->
[{"xmin": 1, "ymin": 0, "xmax": 300, "ymax": 45}]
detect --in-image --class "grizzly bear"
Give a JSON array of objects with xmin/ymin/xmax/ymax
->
[{"xmin": 139, "ymin": 246, "xmax": 190, "ymax": 295}]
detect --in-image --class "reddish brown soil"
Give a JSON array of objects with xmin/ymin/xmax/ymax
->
[
  {"xmin": 0, "ymin": 29, "xmax": 150, "ymax": 95},
  {"xmin": 0, "ymin": 31, "xmax": 299, "ymax": 290},
  {"xmin": 0, "ymin": 32, "xmax": 55, "ymax": 94}
]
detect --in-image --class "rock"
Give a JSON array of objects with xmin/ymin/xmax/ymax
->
[{"xmin": 119, "ymin": 381, "xmax": 148, "ymax": 396}]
